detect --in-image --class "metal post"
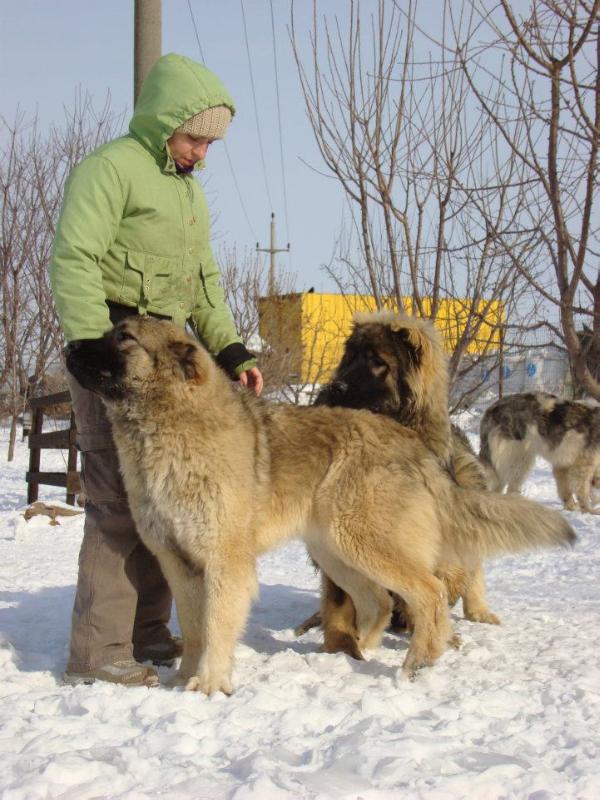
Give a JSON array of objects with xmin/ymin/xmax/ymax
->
[{"xmin": 134, "ymin": 0, "xmax": 162, "ymax": 106}]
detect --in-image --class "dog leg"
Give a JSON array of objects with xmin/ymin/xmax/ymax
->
[
  {"xmin": 320, "ymin": 536, "xmax": 455, "ymax": 677},
  {"xmin": 355, "ymin": 584, "xmax": 394, "ymax": 651},
  {"xmin": 320, "ymin": 572, "xmax": 365, "ymax": 660},
  {"xmin": 325, "ymin": 563, "xmax": 393, "ymax": 652},
  {"xmin": 490, "ymin": 437, "xmax": 536, "ymax": 494},
  {"xmin": 461, "ymin": 564, "xmax": 501, "ymax": 625},
  {"xmin": 505, "ymin": 447, "xmax": 537, "ymax": 494},
  {"xmin": 294, "ymin": 610, "xmax": 322, "ymax": 637},
  {"xmin": 310, "ymin": 545, "xmax": 394, "ymax": 657},
  {"xmin": 552, "ymin": 465, "xmax": 576, "ymax": 510},
  {"xmin": 295, "ymin": 590, "xmax": 412, "ymax": 640},
  {"xmin": 389, "ymin": 593, "xmax": 412, "ymax": 633},
  {"xmin": 571, "ymin": 461, "xmax": 600, "ymax": 514},
  {"xmin": 152, "ymin": 550, "xmax": 205, "ymax": 687},
  {"xmin": 186, "ymin": 555, "xmax": 258, "ymax": 696},
  {"xmin": 435, "ymin": 562, "xmax": 465, "ymax": 608},
  {"xmin": 341, "ymin": 549, "xmax": 455, "ymax": 676},
  {"xmin": 354, "ymin": 560, "xmax": 455, "ymax": 678},
  {"xmin": 398, "ymin": 573, "xmax": 456, "ymax": 678}
]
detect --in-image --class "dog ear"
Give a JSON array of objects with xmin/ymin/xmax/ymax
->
[
  {"xmin": 390, "ymin": 326, "xmax": 422, "ymax": 368},
  {"xmin": 168, "ymin": 340, "xmax": 205, "ymax": 383}
]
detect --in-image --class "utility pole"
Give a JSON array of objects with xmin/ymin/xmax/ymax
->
[
  {"xmin": 134, "ymin": 0, "xmax": 162, "ymax": 105},
  {"xmin": 256, "ymin": 213, "xmax": 290, "ymax": 296}
]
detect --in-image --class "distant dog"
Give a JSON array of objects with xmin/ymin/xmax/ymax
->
[
  {"xmin": 66, "ymin": 317, "xmax": 575, "ymax": 694},
  {"xmin": 296, "ymin": 312, "xmax": 500, "ymax": 660},
  {"xmin": 480, "ymin": 392, "xmax": 600, "ymax": 514}
]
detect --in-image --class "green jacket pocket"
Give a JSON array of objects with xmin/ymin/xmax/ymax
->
[{"xmin": 121, "ymin": 250, "xmax": 174, "ymax": 309}]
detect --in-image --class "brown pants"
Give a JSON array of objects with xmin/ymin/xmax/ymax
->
[{"xmin": 66, "ymin": 372, "xmax": 173, "ymax": 672}]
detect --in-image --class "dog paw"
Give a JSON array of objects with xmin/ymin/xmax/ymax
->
[
  {"xmin": 448, "ymin": 633, "xmax": 462, "ymax": 650},
  {"xmin": 185, "ymin": 673, "xmax": 233, "ymax": 696},
  {"xmin": 401, "ymin": 661, "xmax": 428, "ymax": 681},
  {"xmin": 402, "ymin": 650, "xmax": 433, "ymax": 679},
  {"xmin": 324, "ymin": 633, "xmax": 365, "ymax": 660},
  {"xmin": 464, "ymin": 609, "xmax": 501, "ymax": 625}
]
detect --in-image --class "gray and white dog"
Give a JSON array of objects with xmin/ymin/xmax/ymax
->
[{"xmin": 480, "ymin": 392, "xmax": 600, "ymax": 514}]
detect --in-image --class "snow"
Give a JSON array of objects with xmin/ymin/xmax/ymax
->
[{"xmin": 0, "ymin": 423, "xmax": 599, "ymax": 799}]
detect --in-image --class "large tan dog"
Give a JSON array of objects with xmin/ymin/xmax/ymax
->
[
  {"xmin": 296, "ymin": 312, "xmax": 500, "ymax": 660},
  {"xmin": 66, "ymin": 317, "xmax": 575, "ymax": 695}
]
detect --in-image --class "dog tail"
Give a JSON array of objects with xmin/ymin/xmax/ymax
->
[{"xmin": 446, "ymin": 486, "xmax": 576, "ymax": 560}]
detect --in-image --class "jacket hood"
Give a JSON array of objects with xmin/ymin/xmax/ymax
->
[{"xmin": 129, "ymin": 53, "xmax": 235, "ymax": 165}]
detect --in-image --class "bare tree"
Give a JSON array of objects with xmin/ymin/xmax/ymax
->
[
  {"xmin": 290, "ymin": 0, "xmax": 539, "ymax": 407},
  {"xmin": 0, "ymin": 93, "xmax": 124, "ymax": 459},
  {"xmin": 454, "ymin": 0, "xmax": 600, "ymax": 397},
  {"xmin": 0, "ymin": 112, "xmax": 36, "ymax": 459}
]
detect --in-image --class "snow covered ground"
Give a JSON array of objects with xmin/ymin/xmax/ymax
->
[{"xmin": 0, "ymin": 420, "xmax": 599, "ymax": 800}]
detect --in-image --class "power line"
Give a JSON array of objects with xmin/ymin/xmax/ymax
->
[
  {"xmin": 240, "ymin": 0, "xmax": 274, "ymax": 212},
  {"xmin": 223, "ymin": 145, "xmax": 259, "ymax": 243},
  {"xmin": 269, "ymin": 0, "xmax": 291, "ymax": 248},
  {"xmin": 186, "ymin": 0, "xmax": 206, "ymax": 62},
  {"xmin": 185, "ymin": 0, "xmax": 258, "ymax": 243}
]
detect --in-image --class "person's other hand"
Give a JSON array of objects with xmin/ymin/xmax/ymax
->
[{"xmin": 239, "ymin": 367, "xmax": 263, "ymax": 396}]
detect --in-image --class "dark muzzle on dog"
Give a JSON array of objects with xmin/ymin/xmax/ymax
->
[{"xmin": 65, "ymin": 335, "xmax": 127, "ymax": 398}]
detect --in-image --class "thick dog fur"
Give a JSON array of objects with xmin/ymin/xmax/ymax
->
[
  {"xmin": 297, "ymin": 312, "xmax": 500, "ymax": 660},
  {"xmin": 480, "ymin": 391, "xmax": 600, "ymax": 514},
  {"xmin": 67, "ymin": 317, "xmax": 575, "ymax": 695}
]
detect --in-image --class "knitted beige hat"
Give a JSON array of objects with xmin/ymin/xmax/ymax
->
[{"xmin": 175, "ymin": 105, "xmax": 232, "ymax": 140}]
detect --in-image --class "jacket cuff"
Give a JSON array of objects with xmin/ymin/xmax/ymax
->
[{"xmin": 216, "ymin": 343, "xmax": 257, "ymax": 379}]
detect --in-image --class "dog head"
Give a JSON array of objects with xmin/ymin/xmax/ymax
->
[
  {"xmin": 66, "ymin": 317, "xmax": 211, "ymax": 402},
  {"xmin": 316, "ymin": 311, "xmax": 448, "ymax": 424}
]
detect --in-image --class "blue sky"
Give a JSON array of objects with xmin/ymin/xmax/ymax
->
[{"xmin": 1, "ymin": 0, "xmax": 346, "ymax": 291}]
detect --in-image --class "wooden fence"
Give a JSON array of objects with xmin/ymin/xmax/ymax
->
[{"xmin": 26, "ymin": 391, "xmax": 80, "ymax": 506}]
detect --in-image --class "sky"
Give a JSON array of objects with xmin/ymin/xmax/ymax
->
[
  {"xmin": 1, "ymin": 420, "xmax": 599, "ymax": 797},
  {"xmin": 1, "ymin": 0, "xmax": 350, "ymax": 292}
]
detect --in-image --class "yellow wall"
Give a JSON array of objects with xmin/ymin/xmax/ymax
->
[{"xmin": 258, "ymin": 293, "xmax": 504, "ymax": 384}]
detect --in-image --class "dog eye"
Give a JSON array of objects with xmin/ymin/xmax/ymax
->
[
  {"xmin": 369, "ymin": 354, "xmax": 388, "ymax": 371},
  {"xmin": 116, "ymin": 329, "xmax": 137, "ymax": 343}
]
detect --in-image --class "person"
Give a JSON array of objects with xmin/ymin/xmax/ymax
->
[{"xmin": 50, "ymin": 53, "xmax": 263, "ymax": 687}]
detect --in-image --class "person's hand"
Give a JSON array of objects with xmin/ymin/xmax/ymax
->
[{"xmin": 239, "ymin": 367, "xmax": 263, "ymax": 396}]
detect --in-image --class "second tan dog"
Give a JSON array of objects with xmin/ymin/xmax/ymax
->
[{"xmin": 296, "ymin": 312, "xmax": 500, "ymax": 660}]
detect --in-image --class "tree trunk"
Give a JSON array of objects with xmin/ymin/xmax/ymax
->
[{"xmin": 7, "ymin": 411, "xmax": 18, "ymax": 462}]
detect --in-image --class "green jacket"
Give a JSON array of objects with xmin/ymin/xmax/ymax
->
[{"xmin": 50, "ymin": 53, "xmax": 255, "ymax": 376}]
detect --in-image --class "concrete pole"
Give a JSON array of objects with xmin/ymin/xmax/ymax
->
[
  {"xmin": 268, "ymin": 214, "xmax": 276, "ymax": 296},
  {"xmin": 134, "ymin": 0, "xmax": 162, "ymax": 106},
  {"xmin": 256, "ymin": 213, "xmax": 290, "ymax": 296}
]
